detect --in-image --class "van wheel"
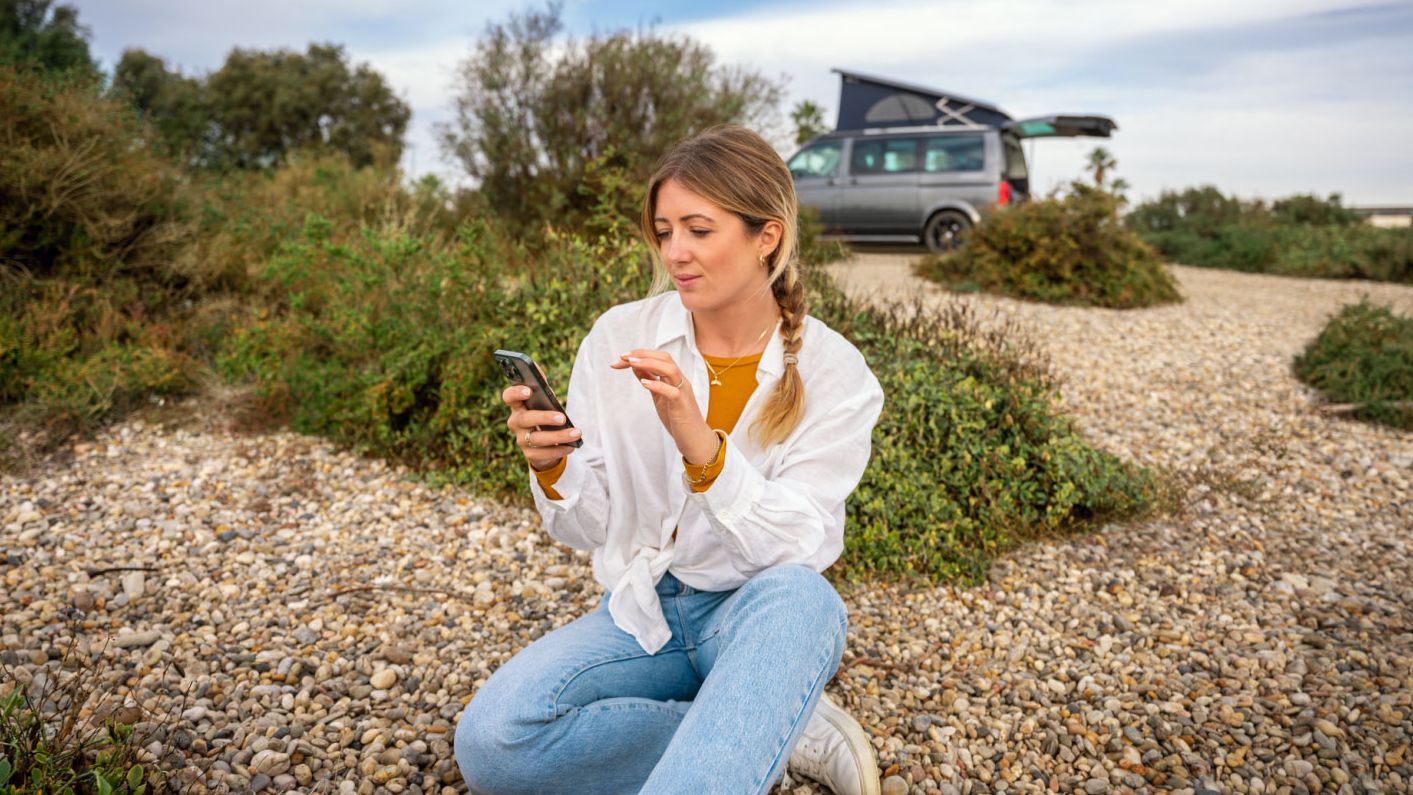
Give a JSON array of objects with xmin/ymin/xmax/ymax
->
[{"xmin": 923, "ymin": 210, "xmax": 972, "ymax": 254}]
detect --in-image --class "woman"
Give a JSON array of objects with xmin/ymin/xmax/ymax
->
[{"xmin": 455, "ymin": 125, "xmax": 885, "ymax": 795}]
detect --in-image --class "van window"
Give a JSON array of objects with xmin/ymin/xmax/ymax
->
[
  {"xmin": 923, "ymin": 135, "xmax": 985, "ymax": 172},
  {"xmin": 850, "ymin": 138, "xmax": 920, "ymax": 174},
  {"xmin": 788, "ymin": 140, "xmax": 843, "ymax": 178}
]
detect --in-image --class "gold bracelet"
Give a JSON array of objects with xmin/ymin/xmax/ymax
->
[{"xmin": 686, "ymin": 429, "xmax": 726, "ymax": 486}]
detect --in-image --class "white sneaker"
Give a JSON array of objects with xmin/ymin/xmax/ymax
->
[{"xmin": 786, "ymin": 692, "xmax": 882, "ymax": 795}]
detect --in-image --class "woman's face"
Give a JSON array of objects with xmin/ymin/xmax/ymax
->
[{"xmin": 652, "ymin": 177, "xmax": 779, "ymax": 315}]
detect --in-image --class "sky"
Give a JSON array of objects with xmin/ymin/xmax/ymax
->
[{"xmin": 71, "ymin": 0, "xmax": 1413, "ymax": 205}]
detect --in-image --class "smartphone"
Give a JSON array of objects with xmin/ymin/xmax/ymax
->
[{"xmin": 493, "ymin": 350, "xmax": 583, "ymax": 448}]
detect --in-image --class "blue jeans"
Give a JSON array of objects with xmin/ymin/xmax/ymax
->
[{"xmin": 454, "ymin": 563, "xmax": 849, "ymax": 795}]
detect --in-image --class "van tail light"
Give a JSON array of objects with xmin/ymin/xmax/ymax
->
[{"xmin": 998, "ymin": 181, "xmax": 1012, "ymax": 206}]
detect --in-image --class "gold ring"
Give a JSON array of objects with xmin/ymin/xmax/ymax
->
[
  {"xmin": 673, "ymin": 377, "xmax": 685, "ymax": 388},
  {"xmin": 523, "ymin": 430, "xmax": 535, "ymax": 448}
]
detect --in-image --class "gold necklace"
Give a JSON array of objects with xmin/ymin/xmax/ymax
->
[{"xmin": 702, "ymin": 319, "xmax": 776, "ymax": 386}]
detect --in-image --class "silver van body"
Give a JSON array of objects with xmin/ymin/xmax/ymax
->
[
  {"xmin": 789, "ymin": 127, "xmax": 1018, "ymax": 251},
  {"xmin": 790, "ymin": 69, "xmax": 1117, "ymax": 252}
]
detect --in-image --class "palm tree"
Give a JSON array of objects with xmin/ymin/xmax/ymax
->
[
  {"xmin": 790, "ymin": 100, "xmax": 828, "ymax": 146},
  {"xmin": 1109, "ymin": 178, "xmax": 1131, "ymax": 206},
  {"xmin": 1086, "ymin": 147, "xmax": 1116, "ymax": 188}
]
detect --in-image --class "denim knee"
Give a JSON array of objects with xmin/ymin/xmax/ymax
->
[
  {"xmin": 742, "ymin": 564, "xmax": 849, "ymax": 637},
  {"xmin": 454, "ymin": 695, "xmax": 500, "ymax": 794},
  {"xmin": 454, "ymin": 685, "xmax": 543, "ymax": 794}
]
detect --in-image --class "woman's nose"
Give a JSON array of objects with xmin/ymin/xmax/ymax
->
[{"xmin": 664, "ymin": 236, "xmax": 690, "ymax": 264}]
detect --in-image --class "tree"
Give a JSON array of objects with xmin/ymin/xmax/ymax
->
[
  {"xmin": 439, "ymin": 1, "xmax": 784, "ymax": 237},
  {"xmin": 0, "ymin": 0, "xmax": 98, "ymax": 82},
  {"xmin": 1085, "ymin": 146, "xmax": 1116, "ymax": 189},
  {"xmin": 1109, "ymin": 177, "xmax": 1130, "ymax": 206},
  {"xmin": 790, "ymin": 100, "xmax": 828, "ymax": 146},
  {"xmin": 109, "ymin": 48, "xmax": 209, "ymax": 164},
  {"xmin": 109, "ymin": 42, "xmax": 410, "ymax": 170},
  {"xmin": 205, "ymin": 43, "xmax": 409, "ymax": 170}
]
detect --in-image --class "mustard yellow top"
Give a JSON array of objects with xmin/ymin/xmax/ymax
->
[{"xmin": 534, "ymin": 351, "xmax": 763, "ymax": 501}]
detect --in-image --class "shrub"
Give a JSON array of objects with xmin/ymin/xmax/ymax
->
[
  {"xmin": 1128, "ymin": 186, "xmax": 1412, "ymax": 283},
  {"xmin": 1271, "ymin": 193, "xmax": 1361, "ymax": 227},
  {"xmin": 915, "ymin": 183, "xmax": 1182, "ymax": 309},
  {"xmin": 0, "ymin": 272, "xmax": 199, "ymax": 470},
  {"xmin": 214, "ymin": 203, "xmax": 1155, "ymax": 584},
  {"xmin": 808, "ymin": 269, "xmax": 1155, "ymax": 583},
  {"xmin": 176, "ymin": 148, "xmax": 457, "ymax": 298},
  {"xmin": 0, "ymin": 64, "xmax": 188, "ymax": 283},
  {"xmin": 1124, "ymin": 184, "xmax": 1260, "ymax": 237},
  {"xmin": 0, "ymin": 71, "xmax": 448, "ymax": 468},
  {"xmin": 1293, "ymin": 300, "xmax": 1413, "ymax": 430},
  {"xmin": 0, "ymin": 625, "xmax": 160, "ymax": 794}
]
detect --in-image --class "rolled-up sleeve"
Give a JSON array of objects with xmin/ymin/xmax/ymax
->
[
  {"xmin": 528, "ymin": 330, "xmax": 611, "ymax": 551},
  {"xmin": 683, "ymin": 369, "xmax": 884, "ymax": 573}
]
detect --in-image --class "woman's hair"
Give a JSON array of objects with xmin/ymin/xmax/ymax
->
[{"xmin": 639, "ymin": 124, "xmax": 805, "ymax": 448}]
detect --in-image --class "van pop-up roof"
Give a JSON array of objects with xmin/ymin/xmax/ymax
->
[{"xmin": 833, "ymin": 68, "xmax": 1117, "ymax": 139}]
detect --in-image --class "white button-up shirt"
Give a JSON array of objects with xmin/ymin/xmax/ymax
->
[{"xmin": 527, "ymin": 290, "xmax": 885, "ymax": 654}]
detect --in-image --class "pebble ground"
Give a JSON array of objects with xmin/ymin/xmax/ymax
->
[{"xmin": 2, "ymin": 256, "xmax": 1410, "ymax": 794}]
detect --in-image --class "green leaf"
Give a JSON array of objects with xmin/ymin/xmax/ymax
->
[{"xmin": 128, "ymin": 764, "xmax": 145, "ymax": 789}]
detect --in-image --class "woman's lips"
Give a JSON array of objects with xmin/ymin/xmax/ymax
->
[{"xmin": 674, "ymin": 274, "xmax": 701, "ymax": 287}]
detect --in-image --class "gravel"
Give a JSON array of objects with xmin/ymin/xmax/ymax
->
[{"xmin": 2, "ymin": 255, "xmax": 1410, "ymax": 794}]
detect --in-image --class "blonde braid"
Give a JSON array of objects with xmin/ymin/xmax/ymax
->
[{"xmin": 750, "ymin": 261, "xmax": 808, "ymax": 447}]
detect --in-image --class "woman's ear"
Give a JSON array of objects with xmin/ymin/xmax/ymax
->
[{"xmin": 759, "ymin": 219, "xmax": 784, "ymax": 260}]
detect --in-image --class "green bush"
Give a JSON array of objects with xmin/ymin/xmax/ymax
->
[
  {"xmin": 1293, "ymin": 300, "xmax": 1413, "ymax": 430},
  {"xmin": 915, "ymin": 183, "xmax": 1182, "ymax": 309},
  {"xmin": 214, "ymin": 201, "xmax": 1155, "ymax": 584},
  {"xmin": 0, "ymin": 65, "xmax": 188, "ymax": 283},
  {"xmin": 0, "ymin": 64, "xmax": 450, "ymax": 466},
  {"xmin": 212, "ymin": 212, "xmax": 651, "ymax": 498},
  {"xmin": 0, "ymin": 64, "xmax": 206, "ymax": 465},
  {"xmin": 1127, "ymin": 186, "xmax": 1412, "ymax": 283},
  {"xmin": 0, "ymin": 272, "xmax": 199, "ymax": 468},
  {"xmin": 808, "ymin": 270, "xmax": 1155, "ymax": 583},
  {"xmin": 0, "ymin": 627, "xmax": 159, "ymax": 794}
]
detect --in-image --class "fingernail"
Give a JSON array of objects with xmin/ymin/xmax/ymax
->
[
  {"xmin": 627, "ymin": 356, "xmax": 640, "ymax": 363},
  {"xmin": 568, "ymin": 428, "xmax": 581, "ymax": 438},
  {"xmin": 553, "ymin": 414, "xmax": 565, "ymax": 424},
  {"xmin": 640, "ymin": 378, "xmax": 652, "ymax": 385},
  {"xmin": 521, "ymin": 387, "xmax": 531, "ymax": 397}
]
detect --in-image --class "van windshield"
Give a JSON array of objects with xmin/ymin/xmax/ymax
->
[{"xmin": 788, "ymin": 140, "xmax": 843, "ymax": 178}]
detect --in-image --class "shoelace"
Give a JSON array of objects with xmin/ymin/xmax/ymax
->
[{"xmin": 791, "ymin": 735, "xmax": 829, "ymax": 779}]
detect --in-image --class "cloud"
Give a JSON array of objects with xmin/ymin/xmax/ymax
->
[
  {"xmin": 72, "ymin": 0, "xmax": 1413, "ymax": 203},
  {"xmin": 73, "ymin": 0, "xmax": 514, "ymax": 73},
  {"xmin": 668, "ymin": 0, "xmax": 1413, "ymax": 203}
]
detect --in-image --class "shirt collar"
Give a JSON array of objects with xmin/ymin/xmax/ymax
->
[{"xmin": 655, "ymin": 292, "xmax": 784, "ymax": 379}]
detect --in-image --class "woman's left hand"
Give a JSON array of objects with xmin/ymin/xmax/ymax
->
[{"xmin": 610, "ymin": 349, "xmax": 720, "ymax": 464}]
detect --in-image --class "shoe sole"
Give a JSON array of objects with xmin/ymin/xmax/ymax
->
[{"xmin": 814, "ymin": 694, "xmax": 882, "ymax": 795}]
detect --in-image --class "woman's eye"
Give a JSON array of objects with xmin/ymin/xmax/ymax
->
[
  {"xmin": 654, "ymin": 230, "xmax": 670, "ymax": 241},
  {"xmin": 691, "ymin": 229, "xmax": 710, "ymax": 237}
]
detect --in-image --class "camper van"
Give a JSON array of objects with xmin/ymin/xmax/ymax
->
[{"xmin": 788, "ymin": 70, "xmax": 1117, "ymax": 253}]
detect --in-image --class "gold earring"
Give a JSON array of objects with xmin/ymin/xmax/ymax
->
[{"xmin": 759, "ymin": 254, "xmax": 766, "ymax": 267}]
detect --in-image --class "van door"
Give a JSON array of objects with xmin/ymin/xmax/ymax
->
[
  {"xmin": 918, "ymin": 131, "xmax": 992, "ymax": 216},
  {"xmin": 840, "ymin": 136, "xmax": 922, "ymax": 233},
  {"xmin": 1004, "ymin": 114, "xmax": 1117, "ymax": 139},
  {"xmin": 787, "ymin": 138, "xmax": 846, "ymax": 228}
]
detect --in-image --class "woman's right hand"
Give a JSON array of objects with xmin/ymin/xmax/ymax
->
[{"xmin": 503, "ymin": 385, "xmax": 582, "ymax": 471}]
